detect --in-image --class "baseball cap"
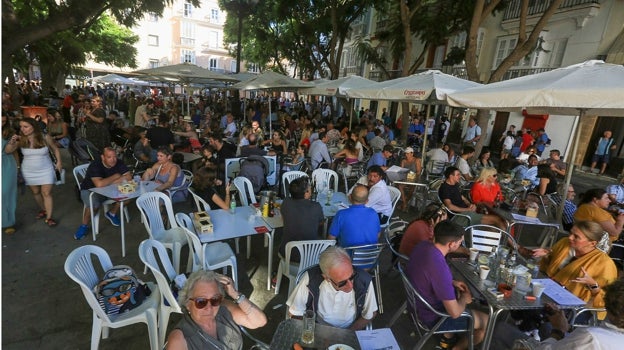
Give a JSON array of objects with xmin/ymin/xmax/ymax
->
[{"xmin": 405, "ymin": 147, "xmax": 414, "ymax": 153}]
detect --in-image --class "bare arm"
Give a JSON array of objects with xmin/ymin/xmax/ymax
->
[
  {"xmin": 349, "ymin": 313, "xmax": 376, "ymax": 331},
  {"xmin": 211, "ymin": 183, "xmax": 232, "ymax": 210},
  {"xmin": 218, "ymin": 274, "xmax": 267, "ymax": 329},
  {"xmin": 598, "ymin": 214, "xmax": 624, "ymax": 240},
  {"xmin": 156, "ymin": 165, "xmax": 180, "ymax": 192},
  {"xmin": 538, "ymin": 178, "xmax": 548, "ymax": 196},
  {"xmin": 165, "ymin": 329, "xmax": 188, "ymax": 350},
  {"xmin": 45, "ymin": 134, "xmax": 62, "ymax": 170}
]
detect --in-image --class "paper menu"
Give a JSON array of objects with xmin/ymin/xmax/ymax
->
[
  {"xmin": 386, "ymin": 165, "xmax": 409, "ymax": 173},
  {"xmin": 356, "ymin": 328, "xmax": 400, "ymax": 350},
  {"xmin": 532, "ymin": 278, "xmax": 586, "ymax": 306}
]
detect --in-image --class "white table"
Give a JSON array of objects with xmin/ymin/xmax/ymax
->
[
  {"xmin": 179, "ymin": 151, "xmax": 202, "ymax": 164},
  {"xmin": 89, "ymin": 181, "xmax": 159, "ymax": 257},
  {"xmin": 197, "ymin": 206, "xmax": 276, "ymax": 290}
]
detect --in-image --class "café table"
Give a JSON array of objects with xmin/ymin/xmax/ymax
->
[
  {"xmin": 89, "ymin": 180, "xmax": 159, "ymax": 257},
  {"xmin": 178, "ymin": 151, "xmax": 202, "ymax": 170},
  {"xmin": 270, "ymin": 318, "xmax": 360, "ymax": 350},
  {"xmin": 268, "ymin": 192, "xmax": 350, "ymax": 235},
  {"xmin": 195, "ymin": 205, "xmax": 276, "ymax": 290},
  {"xmin": 450, "ymin": 259, "xmax": 585, "ymax": 350},
  {"xmin": 488, "ymin": 206, "xmax": 560, "ymax": 248}
]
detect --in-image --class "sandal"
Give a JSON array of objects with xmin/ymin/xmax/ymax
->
[
  {"xmin": 36, "ymin": 210, "xmax": 47, "ymax": 219},
  {"xmin": 4, "ymin": 227, "xmax": 16, "ymax": 234},
  {"xmin": 44, "ymin": 218, "xmax": 58, "ymax": 227}
]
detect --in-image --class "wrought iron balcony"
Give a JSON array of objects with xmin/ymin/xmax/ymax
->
[{"xmin": 503, "ymin": 0, "xmax": 600, "ymax": 20}]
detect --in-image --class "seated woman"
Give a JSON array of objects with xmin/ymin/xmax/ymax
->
[
  {"xmin": 530, "ymin": 221, "xmax": 618, "ymax": 320},
  {"xmin": 166, "ymin": 270, "xmax": 267, "ymax": 350},
  {"xmin": 193, "ymin": 167, "xmax": 232, "ymax": 210},
  {"xmin": 399, "ymin": 203, "xmax": 447, "ymax": 256},
  {"xmin": 173, "ymin": 121, "xmax": 202, "ymax": 153},
  {"xmin": 471, "ymin": 148, "xmax": 495, "ymax": 177},
  {"xmin": 46, "ymin": 109, "xmax": 70, "ymax": 148},
  {"xmin": 574, "ymin": 188, "xmax": 624, "ymax": 242},
  {"xmin": 397, "ymin": 147, "xmax": 422, "ymax": 211},
  {"xmin": 333, "ymin": 139, "xmax": 360, "ymax": 169},
  {"xmin": 142, "ymin": 146, "xmax": 184, "ymax": 193},
  {"xmin": 263, "ymin": 130, "xmax": 287, "ymax": 155},
  {"xmin": 470, "ymin": 167, "xmax": 503, "ymax": 207}
]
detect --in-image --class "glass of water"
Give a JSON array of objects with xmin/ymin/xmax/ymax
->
[{"xmin": 302, "ymin": 310, "xmax": 315, "ymax": 344}]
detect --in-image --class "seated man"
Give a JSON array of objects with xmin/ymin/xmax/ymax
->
[
  {"xmin": 407, "ymin": 220, "xmax": 489, "ymax": 350},
  {"xmin": 309, "ymin": 131, "xmax": 332, "ymax": 169},
  {"xmin": 286, "ymin": 246, "xmax": 378, "ymax": 330},
  {"xmin": 512, "ymin": 154, "xmax": 540, "ymax": 188},
  {"xmin": 239, "ymin": 133, "xmax": 266, "ymax": 157},
  {"xmin": 279, "ymin": 177, "xmax": 324, "ymax": 261},
  {"xmin": 74, "ymin": 147, "xmax": 131, "ymax": 240},
  {"xmin": 439, "ymin": 166, "xmax": 506, "ymax": 229},
  {"xmin": 457, "ymin": 146, "xmax": 476, "ymax": 182},
  {"xmin": 329, "ymin": 184, "xmax": 381, "ymax": 247},
  {"xmin": 367, "ymin": 144, "xmax": 393, "ymax": 171},
  {"xmin": 366, "ymin": 165, "xmax": 393, "ymax": 223},
  {"xmin": 541, "ymin": 149, "xmax": 566, "ymax": 178},
  {"xmin": 606, "ymin": 176, "xmax": 624, "ymax": 205},
  {"xmin": 133, "ymin": 129, "xmax": 155, "ymax": 163}
]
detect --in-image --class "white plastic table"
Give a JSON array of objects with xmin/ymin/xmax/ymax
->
[{"xmin": 89, "ymin": 181, "xmax": 159, "ymax": 257}]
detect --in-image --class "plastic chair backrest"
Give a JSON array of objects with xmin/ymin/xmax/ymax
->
[
  {"xmin": 180, "ymin": 226, "xmax": 204, "ymax": 271},
  {"xmin": 138, "ymin": 239, "xmax": 181, "ymax": 312},
  {"xmin": 73, "ymin": 163, "xmax": 90, "ymax": 190},
  {"xmin": 385, "ymin": 186, "xmax": 401, "ymax": 223},
  {"xmin": 465, "ymin": 225, "xmax": 507, "ymax": 253},
  {"xmin": 188, "ymin": 188, "xmax": 211, "ymax": 212},
  {"xmin": 64, "ymin": 245, "xmax": 114, "ymax": 323},
  {"xmin": 282, "ymin": 171, "xmax": 308, "ymax": 198},
  {"xmin": 285, "ymin": 240, "xmax": 336, "ymax": 278},
  {"xmin": 136, "ymin": 192, "xmax": 179, "ymax": 239},
  {"xmin": 175, "ymin": 212, "xmax": 195, "ymax": 232},
  {"xmin": 233, "ymin": 176, "xmax": 257, "ymax": 206},
  {"xmin": 311, "ymin": 169, "xmax": 338, "ymax": 193}
]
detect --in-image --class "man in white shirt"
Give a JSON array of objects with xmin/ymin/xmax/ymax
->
[
  {"xmin": 457, "ymin": 146, "xmax": 475, "ymax": 181},
  {"xmin": 366, "ymin": 165, "xmax": 393, "ymax": 223},
  {"xmin": 224, "ymin": 112, "xmax": 237, "ymax": 138},
  {"xmin": 607, "ymin": 176, "xmax": 624, "ymax": 204},
  {"xmin": 462, "ymin": 117, "xmax": 481, "ymax": 146},
  {"xmin": 286, "ymin": 246, "xmax": 378, "ymax": 330},
  {"xmin": 309, "ymin": 131, "xmax": 332, "ymax": 169}
]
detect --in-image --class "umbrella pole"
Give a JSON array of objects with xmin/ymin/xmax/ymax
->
[
  {"xmin": 421, "ymin": 104, "xmax": 431, "ymax": 164},
  {"xmin": 187, "ymin": 84, "xmax": 190, "ymax": 117},
  {"xmin": 349, "ymin": 99, "xmax": 354, "ymax": 130},
  {"xmin": 269, "ymin": 94, "xmax": 272, "ymax": 136},
  {"xmin": 556, "ymin": 109, "xmax": 585, "ymax": 224}
]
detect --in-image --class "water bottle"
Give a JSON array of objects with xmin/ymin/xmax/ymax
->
[
  {"xmin": 488, "ymin": 246, "xmax": 498, "ymax": 280},
  {"xmin": 229, "ymin": 196, "xmax": 236, "ymax": 214}
]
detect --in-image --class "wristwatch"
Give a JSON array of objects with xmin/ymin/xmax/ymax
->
[{"xmin": 234, "ymin": 293, "xmax": 246, "ymax": 304}]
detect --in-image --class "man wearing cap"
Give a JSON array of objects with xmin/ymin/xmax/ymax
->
[
  {"xmin": 134, "ymin": 98, "xmax": 154, "ymax": 128},
  {"xmin": 407, "ymin": 220, "xmax": 489, "ymax": 349},
  {"xmin": 367, "ymin": 144, "xmax": 394, "ymax": 171}
]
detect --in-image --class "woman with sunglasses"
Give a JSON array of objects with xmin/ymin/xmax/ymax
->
[
  {"xmin": 167, "ymin": 270, "xmax": 267, "ymax": 350},
  {"xmin": 399, "ymin": 203, "xmax": 448, "ymax": 256},
  {"xmin": 470, "ymin": 167, "xmax": 504, "ymax": 206}
]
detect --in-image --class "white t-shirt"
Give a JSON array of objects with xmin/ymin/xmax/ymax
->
[
  {"xmin": 457, "ymin": 157, "xmax": 472, "ymax": 178},
  {"xmin": 286, "ymin": 272, "xmax": 378, "ymax": 328},
  {"xmin": 503, "ymin": 136, "xmax": 515, "ymax": 150}
]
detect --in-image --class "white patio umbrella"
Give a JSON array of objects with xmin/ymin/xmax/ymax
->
[
  {"xmin": 447, "ymin": 60, "xmax": 624, "ymax": 222},
  {"xmin": 92, "ymin": 74, "xmax": 138, "ymax": 85},
  {"xmin": 231, "ymin": 71, "xmax": 313, "ymax": 135},
  {"xmin": 134, "ymin": 63, "xmax": 239, "ymax": 115},
  {"xmin": 343, "ymin": 70, "xmax": 482, "ymax": 162},
  {"xmin": 300, "ymin": 75, "xmax": 377, "ymax": 128}
]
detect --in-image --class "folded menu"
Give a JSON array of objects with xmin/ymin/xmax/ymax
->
[
  {"xmin": 356, "ymin": 328, "xmax": 400, "ymax": 350},
  {"xmin": 532, "ymin": 278, "xmax": 586, "ymax": 306}
]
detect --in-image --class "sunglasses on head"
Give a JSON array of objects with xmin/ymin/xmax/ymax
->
[
  {"xmin": 330, "ymin": 272, "xmax": 357, "ymax": 288},
  {"xmin": 189, "ymin": 295, "xmax": 223, "ymax": 309}
]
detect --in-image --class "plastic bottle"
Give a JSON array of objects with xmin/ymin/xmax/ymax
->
[
  {"xmin": 262, "ymin": 202, "xmax": 269, "ymax": 217},
  {"xmin": 268, "ymin": 197, "xmax": 274, "ymax": 217},
  {"xmin": 488, "ymin": 246, "xmax": 498, "ymax": 279},
  {"xmin": 229, "ymin": 196, "xmax": 236, "ymax": 214}
]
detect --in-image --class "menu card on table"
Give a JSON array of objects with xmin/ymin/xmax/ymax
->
[
  {"xmin": 532, "ymin": 278, "xmax": 586, "ymax": 306},
  {"xmin": 356, "ymin": 328, "xmax": 400, "ymax": 350}
]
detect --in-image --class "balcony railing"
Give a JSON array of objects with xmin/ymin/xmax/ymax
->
[
  {"xmin": 503, "ymin": 0, "xmax": 600, "ymax": 20},
  {"xmin": 180, "ymin": 37, "xmax": 195, "ymax": 46},
  {"xmin": 368, "ymin": 70, "xmax": 402, "ymax": 81},
  {"xmin": 342, "ymin": 66, "xmax": 360, "ymax": 76},
  {"xmin": 498, "ymin": 67, "xmax": 554, "ymax": 80}
]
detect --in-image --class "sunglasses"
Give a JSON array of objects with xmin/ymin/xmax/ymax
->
[
  {"xmin": 492, "ymin": 174, "xmax": 498, "ymax": 177},
  {"xmin": 100, "ymin": 282, "xmax": 133, "ymax": 297},
  {"xmin": 189, "ymin": 295, "xmax": 223, "ymax": 309},
  {"xmin": 329, "ymin": 272, "xmax": 357, "ymax": 288}
]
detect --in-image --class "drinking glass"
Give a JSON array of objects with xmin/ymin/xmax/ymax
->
[
  {"xmin": 301, "ymin": 310, "xmax": 315, "ymax": 345},
  {"xmin": 326, "ymin": 189, "xmax": 333, "ymax": 206}
]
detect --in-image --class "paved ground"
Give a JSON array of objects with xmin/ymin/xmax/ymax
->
[{"xmin": 1, "ymin": 149, "xmax": 616, "ymax": 349}]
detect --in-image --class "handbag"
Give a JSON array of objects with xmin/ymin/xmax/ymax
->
[{"xmin": 46, "ymin": 139, "xmax": 65, "ymax": 185}]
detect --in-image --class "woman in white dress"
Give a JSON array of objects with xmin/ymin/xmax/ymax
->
[{"xmin": 4, "ymin": 118, "xmax": 62, "ymax": 226}]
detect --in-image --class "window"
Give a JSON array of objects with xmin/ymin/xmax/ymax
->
[
  {"xmin": 476, "ymin": 28, "xmax": 486, "ymax": 59},
  {"xmin": 148, "ymin": 12, "xmax": 159, "ymax": 22},
  {"xmin": 211, "ymin": 9, "xmax": 219, "ymax": 22},
  {"xmin": 149, "ymin": 59, "xmax": 159, "ymax": 68},
  {"xmin": 209, "ymin": 31, "xmax": 219, "ymax": 48},
  {"xmin": 209, "ymin": 58, "xmax": 218, "ymax": 70},
  {"xmin": 184, "ymin": 1, "xmax": 193, "ymax": 17},
  {"xmin": 450, "ymin": 31, "xmax": 467, "ymax": 49},
  {"xmin": 493, "ymin": 36, "xmax": 517, "ymax": 69},
  {"xmin": 181, "ymin": 50, "xmax": 196, "ymax": 64},
  {"xmin": 548, "ymin": 38, "xmax": 567, "ymax": 67},
  {"xmin": 432, "ymin": 45, "xmax": 446, "ymax": 68},
  {"xmin": 181, "ymin": 21, "xmax": 195, "ymax": 46},
  {"xmin": 230, "ymin": 60, "xmax": 238, "ymax": 73},
  {"xmin": 248, "ymin": 63, "xmax": 260, "ymax": 73},
  {"xmin": 147, "ymin": 35, "xmax": 159, "ymax": 46}
]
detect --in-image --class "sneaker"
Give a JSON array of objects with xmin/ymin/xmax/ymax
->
[
  {"xmin": 105, "ymin": 211, "xmax": 121, "ymax": 226},
  {"xmin": 74, "ymin": 225, "xmax": 89, "ymax": 240}
]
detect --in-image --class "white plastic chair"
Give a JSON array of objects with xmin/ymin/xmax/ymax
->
[
  {"xmin": 136, "ymin": 192, "xmax": 190, "ymax": 274},
  {"xmin": 281, "ymin": 171, "xmax": 308, "ymax": 198},
  {"xmin": 64, "ymin": 245, "xmax": 160, "ymax": 350},
  {"xmin": 344, "ymin": 243, "xmax": 386, "ymax": 314},
  {"xmin": 138, "ymin": 239, "xmax": 181, "ymax": 349},
  {"xmin": 73, "ymin": 164, "xmax": 130, "ymax": 241},
  {"xmin": 232, "ymin": 176, "xmax": 257, "ymax": 206},
  {"xmin": 188, "ymin": 187, "xmax": 211, "ymax": 212},
  {"xmin": 274, "ymin": 240, "xmax": 336, "ymax": 295},
  {"xmin": 381, "ymin": 186, "xmax": 401, "ymax": 228},
  {"xmin": 166, "ymin": 169, "xmax": 193, "ymax": 203},
  {"xmin": 311, "ymin": 168, "xmax": 339, "ymax": 193}
]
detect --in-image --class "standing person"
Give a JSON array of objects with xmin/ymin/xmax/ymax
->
[
  {"xmin": 439, "ymin": 116, "xmax": 451, "ymax": 144},
  {"xmin": 4, "ymin": 118, "xmax": 62, "ymax": 227},
  {"xmin": 511, "ymin": 130, "xmax": 524, "ymax": 157},
  {"xmin": 535, "ymin": 128, "xmax": 550, "ymax": 156},
  {"xmin": 74, "ymin": 147, "xmax": 131, "ymax": 240},
  {"xmin": 462, "ymin": 117, "xmax": 481, "ymax": 146},
  {"xmin": 2, "ymin": 114, "xmax": 19, "ymax": 234},
  {"xmin": 520, "ymin": 127, "xmax": 534, "ymax": 153},
  {"xmin": 398, "ymin": 147, "xmax": 422, "ymax": 211},
  {"xmin": 83, "ymin": 96, "xmax": 110, "ymax": 151},
  {"xmin": 501, "ymin": 130, "xmax": 515, "ymax": 160},
  {"xmin": 134, "ymin": 98, "xmax": 155, "ymax": 128},
  {"xmin": 589, "ymin": 130, "xmax": 617, "ymax": 175},
  {"xmin": 406, "ymin": 220, "xmax": 489, "ymax": 350}
]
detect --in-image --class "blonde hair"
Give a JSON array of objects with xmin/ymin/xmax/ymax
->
[{"xmin": 476, "ymin": 167, "xmax": 497, "ymax": 183}]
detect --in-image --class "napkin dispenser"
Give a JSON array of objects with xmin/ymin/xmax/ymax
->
[{"xmin": 193, "ymin": 211, "xmax": 214, "ymax": 234}]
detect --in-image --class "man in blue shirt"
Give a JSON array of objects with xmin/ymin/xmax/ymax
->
[
  {"xmin": 367, "ymin": 144, "xmax": 393, "ymax": 171},
  {"xmin": 590, "ymin": 130, "xmax": 617, "ymax": 175},
  {"xmin": 328, "ymin": 184, "xmax": 380, "ymax": 247}
]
